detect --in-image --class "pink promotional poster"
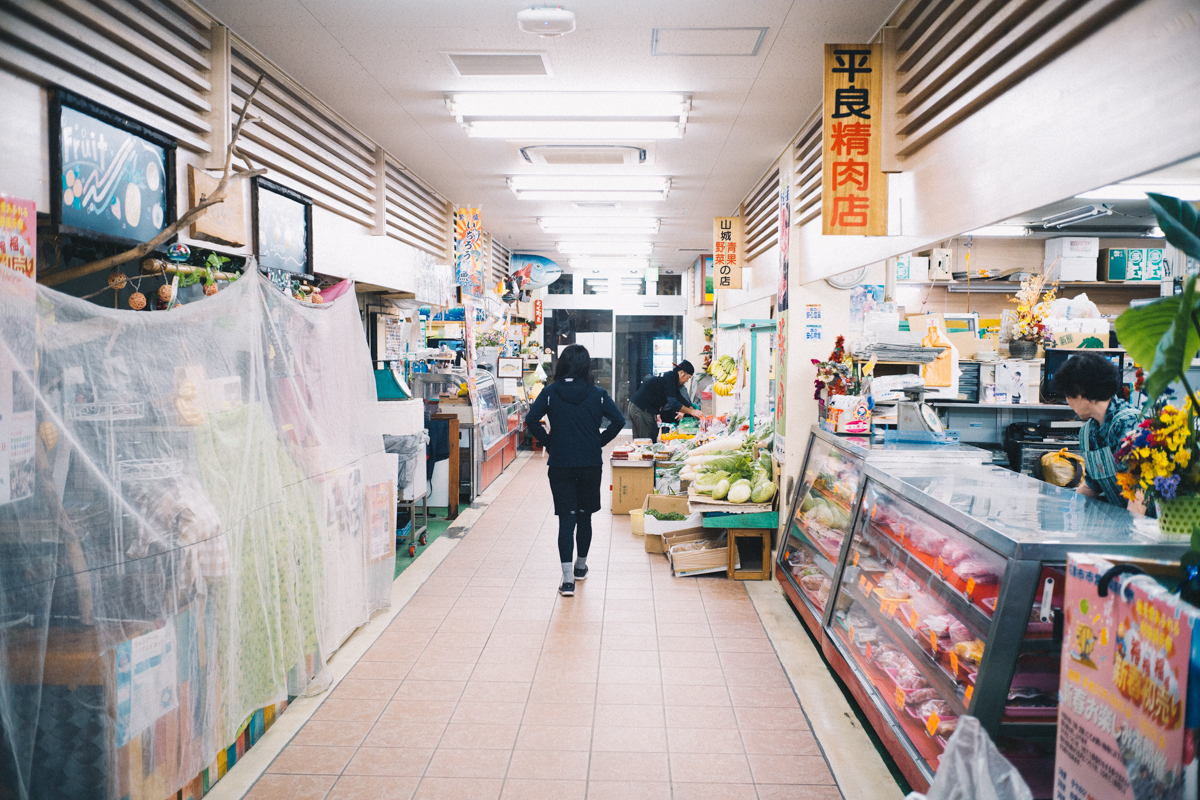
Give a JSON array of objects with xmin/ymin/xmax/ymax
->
[{"xmin": 1057, "ymin": 554, "xmax": 1198, "ymax": 800}]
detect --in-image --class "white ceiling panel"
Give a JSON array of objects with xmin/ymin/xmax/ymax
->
[{"xmin": 198, "ymin": 0, "xmax": 897, "ymax": 269}]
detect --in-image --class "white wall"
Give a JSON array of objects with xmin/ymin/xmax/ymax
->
[{"xmin": 1, "ymin": 67, "xmax": 429, "ymax": 295}]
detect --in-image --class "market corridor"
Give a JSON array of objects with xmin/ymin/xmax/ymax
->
[{"xmin": 244, "ymin": 453, "xmax": 842, "ymax": 800}]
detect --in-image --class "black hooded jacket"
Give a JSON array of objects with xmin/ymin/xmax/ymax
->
[{"xmin": 525, "ymin": 378, "xmax": 625, "ymax": 468}]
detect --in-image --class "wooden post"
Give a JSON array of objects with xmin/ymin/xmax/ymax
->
[{"xmin": 432, "ymin": 413, "xmax": 460, "ymax": 520}]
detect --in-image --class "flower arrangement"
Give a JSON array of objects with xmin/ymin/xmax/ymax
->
[
  {"xmin": 1115, "ymin": 398, "xmax": 1198, "ymax": 502},
  {"xmin": 1009, "ymin": 274, "xmax": 1057, "ymax": 344},
  {"xmin": 812, "ymin": 336, "xmax": 855, "ymax": 401},
  {"xmin": 476, "ymin": 329, "xmax": 505, "ymax": 348}
]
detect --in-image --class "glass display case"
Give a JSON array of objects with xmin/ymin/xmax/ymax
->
[{"xmin": 777, "ymin": 427, "xmax": 1188, "ymax": 797}]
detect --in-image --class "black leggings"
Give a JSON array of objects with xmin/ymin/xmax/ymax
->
[{"xmin": 558, "ymin": 511, "xmax": 593, "ymax": 564}]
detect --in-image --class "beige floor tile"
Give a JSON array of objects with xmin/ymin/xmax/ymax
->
[
  {"xmin": 424, "ymin": 746, "xmax": 512, "ymax": 779},
  {"xmin": 588, "ymin": 751, "xmax": 670, "ymax": 782},
  {"xmin": 583, "ymin": 780, "xmax": 670, "ymax": 800},
  {"xmin": 593, "ymin": 703, "xmax": 666, "ymax": 728},
  {"xmin": 291, "ymin": 719, "xmax": 373, "ymax": 748},
  {"xmin": 665, "ymin": 704, "xmax": 739, "ymax": 729},
  {"xmin": 327, "ymin": 774, "xmax": 420, "ymax": 800},
  {"xmin": 591, "ymin": 725, "xmax": 668, "ymax": 752},
  {"xmin": 754, "ymin": 785, "xmax": 842, "ymax": 800},
  {"xmin": 505, "ymin": 748, "xmax": 590, "ymax": 780},
  {"xmin": 748, "ymin": 754, "xmax": 837, "ymax": 784},
  {"xmin": 392, "ymin": 680, "xmax": 465, "ymax": 703},
  {"xmin": 666, "ymin": 727, "xmax": 746, "ymax": 754},
  {"xmin": 343, "ymin": 746, "xmax": 434, "ymax": 776},
  {"xmin": 245, "ymin": 774, "xmax": 337, "ymax": 800},
  {"xmin": 266, "ymin": 745, "xmax": 355, "ymax": 775},
  {"xmin": 669, "ymin": 783, "xmax": 758, "ymax": 800},
  {"xmin": 521, "ymin": 701, "xmax": 595, "ymax": 726},
  {"xmin": 513, "ymin": 724, "xmax": 594, "ymax": 751},
  {"xmin": 460, "ymin": 681, "xmax": 532, "ymax": 703},
  {"xmin": 734, "ymin": 706, "xmax": 810, "ymax": 730},
  {"xmin": 361, "ymin": 721, "xmax": 445, "ymax": 749},
  {"xmin": 311, "ymin": 697, "xmax": 389, "ymax": 723},
  {"xmin": 411, "ymin": 777, "xmax": 503, "ymax": 800},
  {"xmin": 438, "ymin": 722, "xmax": 520, "ymax": 750},
  {"xmin": 740, "ymin": 728, "xmax": 822, "ymax": 756},
  {"xmin": 595, "ymin": 682, "xmax": 663, "ymax": 705},
  {"xmin": 669, "ymin": 752, "xmax": 753, "ymax": 783},
  {"xmin": 499, "ymin": 778, "xmax": 586, "ymax": 800}
]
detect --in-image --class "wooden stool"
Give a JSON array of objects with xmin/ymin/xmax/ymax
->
[{"xmin": 728, "ymin": 528, "xmax": 771, "ymax": 580}]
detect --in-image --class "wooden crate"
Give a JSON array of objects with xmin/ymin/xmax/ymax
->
[{"xmin": 727, "ymin": 528, "xmax": 771, "ymax": 581}]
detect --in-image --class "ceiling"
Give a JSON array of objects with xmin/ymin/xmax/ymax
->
[{"xmin": 196, "ymin": 0, "xmax": 897, "ymax": 273}]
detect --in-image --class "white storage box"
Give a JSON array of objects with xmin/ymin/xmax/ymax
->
[
  {"xmin": 1055, "ymin": 257, "xmax": 1098, "ymax": 282},
  {"xmin": 1045, "ymin": 237, "xmax": 1100, "ymax": 263}
]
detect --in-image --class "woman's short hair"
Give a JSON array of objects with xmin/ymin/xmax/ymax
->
[
  {"xmin": 1055, "ymin": 352, "xmax": 1120, "ymax": 401},
  {"xmin": 555, "ymin": 344, "xmax": 593, "ymax": 385}
]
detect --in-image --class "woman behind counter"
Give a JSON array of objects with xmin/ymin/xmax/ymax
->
[{"xmin": 1054, "ymin": 352, "xmax": 1142, "ymax": 511}]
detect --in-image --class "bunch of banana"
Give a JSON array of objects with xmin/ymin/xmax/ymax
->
[{"xmin": 709, "ymin": 355, "xmax": 737, "ymax": 396}]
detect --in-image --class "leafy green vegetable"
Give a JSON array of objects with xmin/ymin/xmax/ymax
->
[
  {"xmin": 728, "ymin": 484, "xmax": 752, "ymax": 503},
  {"xmin": 712, "ymin": 479, "xmax": 730, "ymax": 501},
  {"xmin": 646, "ymin": 509, "xmax": 686, "ymax": 521},
  {"xmin": 751, "ymin": 481, "xmax": 776, "ymax": 503}
]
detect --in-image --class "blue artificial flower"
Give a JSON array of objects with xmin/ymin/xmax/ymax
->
[{"xmin": 1155, "ymin": 474, "xmax": 1181, "ymax": 500}]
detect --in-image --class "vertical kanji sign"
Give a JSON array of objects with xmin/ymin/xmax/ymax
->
[
  {"xmin": 455, "ymin": 207, "xmax": 485, "ymax": 299},
  {"xmin": 822, "ymin": 44, "xmax": 887, "ymax": 236},
  {"xmin": 713, "ymin": 216, "xmax": 743, "ymax": 290}
]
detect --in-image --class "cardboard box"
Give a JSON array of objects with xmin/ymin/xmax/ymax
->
[
  {"xmin": 666, "ymin": 529, "xmax": 736, "ymax": 576},
  {"xmin": 1147, "ymin": 248, "xmax": 1165, "ymax": 280},
  {"xmin": 1052, "ymin": 257, "xmax": 1098, "ymax": 282},
  {"xmin": 639, "ymin": 494, "xmax": 701, "ymax": 536},
  {"xmin": 1050, "ymin": 331, "xmax": 1109, "ymax": 349},
  {"xmin": 1045, "ymin": 236, "xmax": 1100, "ymax": 262},
  {"xmin": 611, "ymin": 461, "xmax": 655, "ymax": 515},
  {"xmin": 1099, "ymin": 248, "xmax": 1130, "ymax": 281},
  {"xmin": 1128, "ymin": 248, "xmax": 1147, "ymax": 280}
]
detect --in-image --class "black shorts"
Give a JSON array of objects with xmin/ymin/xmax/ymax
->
[{"xmin": 548, "ymin": 465, "xmax": 603, "ymax": 516}]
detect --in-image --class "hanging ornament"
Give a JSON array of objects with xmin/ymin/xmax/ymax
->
[
  {"xmin": 203, "ymin": 283, "xmax": 219, "ymax": 296},
  {"xmin": 158, "ymin": 283, "xmax": 173, "ymax": 303},
  {"xmin": 128, "ymin": 292, "xmax": 146, "ymax": 310},
  {"xmin": 311, "ymin": 292, "xmax": 324, "ymax": 305},
  {"xmin": 293, "ymin": 291, "xmax": 305, "ymax": 301},
  {"xmin": 167, "ymin": 243, "xmax": 191, "ymax": 262},
  {"xmin": 107, "ymin": 270, "xmax": 127, "ymax": 290},
  {"xmin": 155, "ymin": 300, "xmax": 169, "ymax": 311}
]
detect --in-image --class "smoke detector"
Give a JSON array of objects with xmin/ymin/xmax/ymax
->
[{"xmin": 518, "ymin": 7, "xmax": 576, "ymax": 37}]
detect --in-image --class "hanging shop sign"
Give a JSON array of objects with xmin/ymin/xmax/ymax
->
[
  {"xmin": 713, "ymin": 216, "xmax": 744, "ymax": 290},
  {"xmin": 821, "ymin": 44, "xmax": 887, "ymax": 236},
  {"xmin": 1056, "ymin": 553, "xmax": 1197, "ymax": 800},
  {"xmin": 49, "ymin": 89, "xmax": 177, "ymax": 247},
  {"xmin": 0, "ymin": 194, "xmax": 36, "ymax": 506},
  {"xmin": 252, "ymin": 177, "xmax": 314, "ymax": 278},
  {"xmin": 455, "ymin": 207, "xmax": 486, "ymax": 299},
  {"xmin": 774, "ymin": 179, "xmax": 790, "ymax": 459},
  {"xmin": 188, "ymin": 165, "xmax": 246, "ymax": 246},
  {"xmin": 510, "ymin": 253, "xmax": 562, "ymax": 290},
  {"xmin": 534, "ymin": 299, "xmax": 543, "ymax": 325}
]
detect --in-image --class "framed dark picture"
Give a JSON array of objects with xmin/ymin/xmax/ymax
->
[
  {"xmin": 49, "ymin": 89, "xmax": 178, "ymax": 246},
  {"xmin": 251, "ymin": 177, "xmax": 314, "ymax": 278}
]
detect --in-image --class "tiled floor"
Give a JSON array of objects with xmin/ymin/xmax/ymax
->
[{"xmin": 246, "ymin": 454, "xmax": 842, "ymax": 800}]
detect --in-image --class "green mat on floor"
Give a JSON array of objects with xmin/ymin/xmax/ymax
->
[{"xmin": 394, "ymin": 515, "xmax": 454, "ymax": 578}]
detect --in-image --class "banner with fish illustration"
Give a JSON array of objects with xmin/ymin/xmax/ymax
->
[
  {"xmin": 1056, "ymin": 554, "xmax": 1199, "ymax": 800},
  {"xmin": 455, "ymin": 207, "xmax": 485, "ymax": 299},
  {"xmin": 50, "ymin": 91, "xmax": 176, "ymax": 247}
]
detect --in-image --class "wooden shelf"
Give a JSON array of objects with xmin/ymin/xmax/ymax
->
[{"xmin": 944, "ymin": 281, "xmax": 1161, "ymax": 294}]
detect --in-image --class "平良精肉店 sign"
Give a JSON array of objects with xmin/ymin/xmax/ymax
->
[{"xmin": 822, "ymin": 44, "xmax": 887, "ymax": 236}]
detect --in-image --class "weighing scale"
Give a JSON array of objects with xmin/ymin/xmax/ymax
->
[{"xmin": 884, "ymin": 386, "xmax": 960, "ymax": 444}]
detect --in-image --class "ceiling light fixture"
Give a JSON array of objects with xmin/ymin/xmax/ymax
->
[
  {"xmin": 517, "ymin": 6, "xmax": 576, "ymax": 37},
  {"xmin": 515, "ymin": 191, "xmax": 667, "ymax": 202},
  {"xmin": 569, "ymin": 257, "xmax": 650, "ymax": 270},
  {"xmin": 509, "ymin": 176, "xmax": 670, "ymax": 202},
  {"xmin": 1041, "ymin": 204, "xmax": 1113, "ymax": 229},
  {"xmin": 539, "ymin": 217, "xmax": 661, "ymax": 234},
  {"xmin": 1075, "ymin": 184, "xmax": 1200, "ymax": 201},
  {"xmin": 557, "ymin": 242, "xmax": 654, "ymax": 256},
  {"xmin": 964, "ymin": 226, "xmax": 1031, "ymax": 237},
  {"xmin": 464, "ymin": 121, "xmax": 682, "ymax": 140},
  {"xmin": 445, "ymin": 91, "xmax": 690, "ymax": 140}
]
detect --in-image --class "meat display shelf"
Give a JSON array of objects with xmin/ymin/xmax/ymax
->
[{"xmin": 776, "ymin": 426, "xmax": 1188, "ymax": 796}]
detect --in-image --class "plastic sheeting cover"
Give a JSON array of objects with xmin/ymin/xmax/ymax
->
[{"xmin": 0, "ymin": 271, "xmax": 393, "ymax": 800}]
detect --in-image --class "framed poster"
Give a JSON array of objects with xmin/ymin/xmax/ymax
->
[
  {"xmin": 693, "ymin": 254, "xmax": 713, "ymax": 306},
  {"xmin": 49, "ymin": 89, "xmax": 177, "ymax": 246},
  {"xmin": 252, "ymin": 177, "xmax": 313, "ymax": 278}
]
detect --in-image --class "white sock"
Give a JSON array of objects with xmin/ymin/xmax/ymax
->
[
  {"xmin": 575, "ymin": 556, "xmax": 587, "ymax": 571},
  {"xmin": 561, "ymin": 562, "xmax": 573, "ymax": 582}
]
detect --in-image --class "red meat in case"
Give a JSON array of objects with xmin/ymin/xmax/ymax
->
[
  {"xmin": 895, "ymin": 665, "xmax": 929, "ymax": 690},
  {"xmin": 939, "ymin": 540, "xmax": 974, "ymax": 567},
  {"xmin": 919, "ymin": 699, "xmax": 954, "ymax": 718},
  {"xmin": 907, "ymin": 687, "xmax": 941, "ymax": 704},
  {"xmin": 954, "ymin": 558, "xmax": 1001, "ymax": 584},
  {"xmin": 947, "ymin": 618, "xmax": 974, "ymax": 644},
  {"xmin": 907, "ymin": 526, "xmax": 947, "ymax": 556}
]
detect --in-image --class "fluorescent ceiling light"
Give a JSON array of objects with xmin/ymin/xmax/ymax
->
[
  {"xmin": 1076, "ymin": 184, "xmax": 1200, "ymax": 201},
  {"xmin": 446, "ymin": 92, "xmax": 690, "ymax": 119},
  {"xmin": 510, "ymin": 176, "xmax": 669, "ymax": 192},
  {"xmin": 1042, "ymin": 204, "xmax": 1112, "ymax": 229},
  {"xmin": 513, "ymin": 190, "xmax": 667, "ymax": 202},
  {"xmin": 464, "ymin": 121, "xmax": 683, "ymax": 139},
  {"xmin": 539, "ymin": 217, "xmax": 660, "ymax": 234},
  {"xmin": 570, "ymin": 257, "xmax": 650, "ymax": 270},
  {"xmin": 557, "ymin": 242, "xmax": 654, "ymax": 256},
  {"xmin": 965, "ymin": 226, "xmax": 1031, "ymax": 237}
]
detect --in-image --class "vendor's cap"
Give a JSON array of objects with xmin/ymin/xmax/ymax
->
[{"xmin": 676, "ymin": 360, "xmax": 696, "ymax": 375}]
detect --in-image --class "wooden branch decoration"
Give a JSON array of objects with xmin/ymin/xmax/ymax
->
[{"xmin": 41, "ymin": 76, "xmax": 269, "ymax": 288}]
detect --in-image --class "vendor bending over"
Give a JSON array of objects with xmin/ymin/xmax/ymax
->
[
  {"xmin": 1055, "ymin": 352, "xmax": 1142, "ymax": 511},
  {"xmin": 628, "ymin": 360, "xmax": 701, "ymax": 442}
]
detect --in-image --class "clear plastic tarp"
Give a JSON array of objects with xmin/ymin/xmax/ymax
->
[{"xmin": 0, "ymin": 271, "xmax": 394, "ymax": 800}]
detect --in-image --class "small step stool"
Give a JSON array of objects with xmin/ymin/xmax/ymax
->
[{"xmin": 727, "ymin": 528, "xmax": 771, "ymax": 580}]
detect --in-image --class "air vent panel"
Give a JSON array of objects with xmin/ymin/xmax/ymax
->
[
  {"xmin": 571, "ymin": 202, "xmax": 622, "ymax": 211},
  {"xmin": 521, "ymin": 145, "xmax": 646, "ymax": 166},
  {"xmin": 444, "ymin": 52, "xmax": 550, "ymax": 77},
  {"xmin": 652, "ymin": 28, "xmax": 768, "ymax": 57}
]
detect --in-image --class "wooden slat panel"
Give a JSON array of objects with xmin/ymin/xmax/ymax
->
[
  {"xmin": 125, "ymin": 0, "xmax": 212, "ymax": 46},
  {"xmin": 41, "ymin": 0, "xmax": 211, "ymax": 94},
  {"xmin": 384, "ymin": 162, "xmax": 451, "ymax": 260},
  {"xmin": 744, "ymin": 168, "xmax": 780, "ymax": 260},
  {"xmin": 384, "ymin": 172, "xmax": 449, "ymax": 229},
  {"xmin": 383, "ymin": 216, "xmax": 447, "ymax": 258},
  {"xmin": 236, "ymin": 139, "xmax": 375, "ymax": 225},
  {"xmin": 897, "ymin": 0, "xmax": 968, "ymax": 54},
  {"xmin": 88, "ymin": 0, "xmax": 210, "ymax": 70},
  {"xmin": 0, "ymin": 39, "xmax": 210, "ymax": 152}
]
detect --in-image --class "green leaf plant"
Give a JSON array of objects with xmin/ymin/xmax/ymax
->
[{"xmin": 1114, "ymin": 194, "xmax": 1200, "ymax": 411}]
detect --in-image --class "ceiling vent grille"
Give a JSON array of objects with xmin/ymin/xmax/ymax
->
[
  {"xmin": 444, "ymin": 52, "xmax": 550, "ymax": 77},
  {"xmin": 571, "ymin": 201, "xmax": 622, "ymax": 211},
  {"xmin": 652, "ymin": 28, "xmax": 768, "ymax": 56},
  {"xmin": 521, "ymin": 145, "xmax": 646, "ymax": 166}
]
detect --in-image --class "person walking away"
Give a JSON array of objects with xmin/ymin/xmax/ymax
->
[
  {"xmin": 1053, "ymin": 352, "xmax": 1145, "ymax": 513},
  {"xmin": 525, "ymin": 344, "xmax": 625, "ymax": 596},
  {"xmin": 627, "ymin": 361, "xmax": 701, "ymax": 442}
]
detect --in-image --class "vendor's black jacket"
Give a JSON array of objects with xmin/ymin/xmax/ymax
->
[
  {"xmin": 630, "ymin": 373, "xmax": 690, "ymax": 419},
  {"xmin": 525, "ymin": 378, "xmax": 625, "ymax": 468}
]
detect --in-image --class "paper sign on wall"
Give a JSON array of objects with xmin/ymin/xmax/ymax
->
[
  {"xmin": 714, "ymin": 216, "xmax": 744, "ymax": 290},
  {"xmin": 822, "ymin": 44, "xmax": 887, "ymax": 236},
  {"xmin": 0, "ymin": 194, "xmax": 36, "ymax": 507},
  {"xmin": 366, "ymin": 481, "xmax": 395, "ymax": 563}
]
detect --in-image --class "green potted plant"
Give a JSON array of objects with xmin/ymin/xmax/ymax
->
[{"xmin": 1113, "ymin": 194, "xmax": 1200, "ymax": 542}]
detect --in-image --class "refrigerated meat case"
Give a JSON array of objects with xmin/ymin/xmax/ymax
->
[{"xmin": 776, "ymin": 427, "xmax": 1187, "ymax": 796}]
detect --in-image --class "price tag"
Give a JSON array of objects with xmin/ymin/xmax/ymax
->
[
  {"xmin": 965, "ymin": 685, "xmax": 974, "ymax": 705},
  {"xmin": 895, "ymin": 686, "xmax": 905, "ymax": 709},
  {"xmin": 899, "ymin": 523, "xmax": 905, "ymax": 543},
  {"xmin": 926, "ymin": 712, "xmax": 940, "ymax": 737},
  {"xmin": 872, "ymin": 504, "xmax": 877, "ymax": 520},
  {"xmin": 853, "ymin": 551, "xmax": 860, "ymax": 566},
  {"xmin": 950, "ymin": 652, "xmax": 959, "ymax": 676},
  {"xmin": 910, "ymin": 611, "xmax": 919, "ymax": 629},
  {"xmin": 930, "ymin": 631, "xmax": 939, "ymax": 652},
  {"xmin": 849, "ymin": 625, "xmax": 856, "ymax": 642},
  {"xmin": 863, "ymin": 580, "xmax": 875, "ymax": 597},
  {"xmin": 783, "ymin": 550, "xmax": 791, "ymax": 561},
  {"xmin": 865, "ymin": 642, "xmax": 873, "ymax": 660},
  {"xmin": 858, "ymin": 574, "xmax": 867, "ymax": 591},
  {"xmin": 936, "ymin": 556, "xmax": 945, "ymax": 577},
  {"xmin": 966, "ymin": 578, "xmax": 976, "ymax": 598}
]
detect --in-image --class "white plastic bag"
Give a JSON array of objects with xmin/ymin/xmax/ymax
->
[{"xmin": 904, "ymin": 717, "xmax": 1032, "ymax": 800}]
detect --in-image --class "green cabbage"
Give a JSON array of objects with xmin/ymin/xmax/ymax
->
[
  {"xmin": 751, "ymin": 481, "xmax": 777, "ymax": 503},
  {"xmin": 712, "ymin": 479, "xmax": 731, "ymax": 501},
  {"xmin": 728, "ymin": 483, "xmax": 753, "ymax": 503}
]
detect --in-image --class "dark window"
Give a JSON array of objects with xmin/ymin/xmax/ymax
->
[
  {"xmin": 547, "ymin": 274, "xmax": 573, "ymax": 294},
  {"xmin": 657, "ymin": 275, "xmax": 682, "ymax": 295}
]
